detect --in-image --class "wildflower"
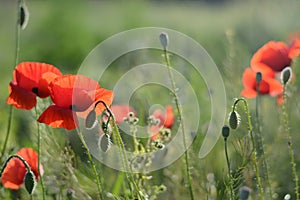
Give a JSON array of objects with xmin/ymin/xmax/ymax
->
[
  {"xmin": 110, "ymin": 105, "xmax": 136, "ymax": 124},
  {"xmin": 38, "ymin": 74, "xmax": 113, "ymax": 130},
  {"xmin": 7, "ymin": 62, "xmax": 62, "ymax": 110},
  {"xmin": 251, "ymin": 41, "xmax": 291, "ymax": 75},
  {"xmin": 1, "ymin": 148, "xmax": 43, "ymax": 190},
  {"xmin": 241, "ymin": 68, "xmax": 283, "ymax": 98}
]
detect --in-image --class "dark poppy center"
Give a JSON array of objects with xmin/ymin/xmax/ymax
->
[
  {"xmin": 32, "ymin": 87, "xmax": 39, "ymax": 95},
  {"xmin": 70, "ymin": 105, "xmax": 80, "ymax": 111}
]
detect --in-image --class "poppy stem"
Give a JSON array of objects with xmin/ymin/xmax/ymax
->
[
  {"xmin": 34, "ymin": 107, "xmax": 46, "ymax": 200},
  {"xmin": 233, "ymin": 98, "xmax": 264, "ymax": 200},
  {"xmin": 224, "ymin": 137, "xmax": 234, "ymax": 200},
  {"xmin": 255, "ymin": 76, "xmax": 273, "ymax": 199},
  {"xmin": 0, "ymin": 154, "xmax": 31, "ymax": 177},
  {"xmin": 76, "ymin": 128, "xmax": 104, "ymax": 200},
  {"xmin": 162, "ymin": 41, "xmax": 194, "ymax": 200},
  {"xmin": 282, "ymin": 85, "xmax": 299, "ymax": 200},
  {"xmin": 95, "ymin": 100, "xmax": 145, "ymax": 199},
  {"xmin": 0, "ymin": 0, "xmax": 23, "ymax": 164}
]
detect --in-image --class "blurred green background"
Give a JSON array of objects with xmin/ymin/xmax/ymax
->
[{"xmin": 1, "ymin": 0, "xmax": 300, "ymax": 199}]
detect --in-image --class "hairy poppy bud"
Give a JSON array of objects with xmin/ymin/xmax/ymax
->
[
  {"xmin": 20, "ymin": 3, "xmax": 29, "ymax": 30},
  {"xmin": 281, "ymin": 67, "xmax": 292, "ymax": 85},
  {"xmin": 159, "ymin": 32, "xmax": 169, "ymax": 50},
  {"xmin": 24, "ymin": 170, "xmax": 36, "ymax": 194},
  {"xmin": 228, "ymin": 111, "xmax": 240, "ymax": 130},
  {"xmin": 98, "ymin": 134, "xmax": 111, "ymax": 152},
  {"xmin": 222, "ymin": 125, "xmax": 230, "ymax": 139},
  {"xmin": 85, "ymin": 109, "xmax": 97, "ymax": 129}
]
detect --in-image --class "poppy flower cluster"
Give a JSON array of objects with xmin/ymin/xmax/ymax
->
[
  {"xmin": 7, "ymin": 62, "xmax": 113, "ymax": 130},
  {"xmin": 1, "ymin": 148, "xmax": 42, "ymax": 190},
  {"xmin": 241, "ymin": 37, "xmax": 300, "ymax": 99}
]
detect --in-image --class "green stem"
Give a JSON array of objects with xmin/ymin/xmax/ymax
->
[
  {"xmin": 233, "ymin": 98, "xmax": 264, "ymax": 200},
  {"xmin": 255, "ymin": 82, "xmax": 273, "ymax": 199},
  {"xmin": 95, "ymin": 101, "xmax": 144, "ymax": 199},
  {"xmin": 163, "ymin": 49, "xmax": 194, "ymax": 200},
  {"xmin": 282, "ymin": 85, "xmax": 299, "ymax": 200},
  {"xmin": 0, "ymin": 0, "xmax": 23, "ymax": 162},
  {"xmin": 77, "ymin": 128, "xmax": 104, "ymax": 200},
  {"xmin": 35, "ymin": 107, "xmax": 46, "ymax": 200},
  {"xmin": 224, "ymin": 138, "xmax": 234, "ymax": 200}
]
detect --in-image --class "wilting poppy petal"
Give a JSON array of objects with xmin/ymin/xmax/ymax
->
[
  {"xmin": 1, "ymin": 148, "xmax": 42, "ymax": 190},
  {"xmin": 14, "ymin": 62, "xmax": 62, "ymax": 97},
  {"xmin": 7, "ymin": 82, "xmax": 37, "ymax": 110},
  {"xmin": 38, "ymin": 105, "xmax": 78, "ymax": 130},
  {"xmin": 251, "ymin": 41, "xmax": 291, "ymax": 72}
]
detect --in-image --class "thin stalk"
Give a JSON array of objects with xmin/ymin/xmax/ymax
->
[
  {"xmin": 95, "ymin": 101, "xmax": 144, "ymax": 199},
  {"xmin": 34, "ymin": 107, "xmax": 46, "ymax": 200},
  {"xmin": 282, "ymin": 85, "xmax": 299, "ymax": 200},
  {"xmin": 233, "ymin": 98, "xmax": 264, "ymax": 200},
  {"xmin": 76, "ymin": 128, "xmax": 104, "ymax": 200},
  {"xmin": 224, "ymin": 138, "xmax": 234, "ymax": 200},
  {"xmin": 163, "ymin": 49, "xmax": 194, "ymax": 200},
  {"xmin": 255, "ymin": 80, "xmax": 273, "ymax": 199},
  {"xmin": 0, "ymin": 0, "xmax": 22, "ymax": 162}
]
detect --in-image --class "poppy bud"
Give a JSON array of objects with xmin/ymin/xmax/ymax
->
[
  {"xmin": 85, "ymin": 109, "xmax": 97, "ymax": 129},
  {"xmin": 222, "ymin": 126, "xmax": 230, "ymax": 139},
  {"xmin": 24, "ymin": 170, "xmax": 36, "ymax": 195},
  {"xmin": 228, "ymin": 111, "xmax": 240, "ymax": 130},
  {"xmin": 159, "ymin": 32, "xmax": 169, "ymax": 50},
  {"xmin": 239, "ymin": 186, "xmax": 251, "ymax": 200},
  {"xmin": 20, "ymin": 3, "xmax": 29, "ymax": 30},
  {"xmin": 281, "ymin": 67, "xmax": 292, "ymax": 85},
  {"xmin": 256, "ymin": 72, "xmax": 262, "ymax": 83},
  {"xmin": 98, "ymin": 134, "xmax": 111, "ymax": 152}
]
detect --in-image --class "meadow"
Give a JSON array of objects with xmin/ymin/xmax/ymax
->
[{"xmin": 1, "ymin": 0, "xmax": 300, "ymax": 199}]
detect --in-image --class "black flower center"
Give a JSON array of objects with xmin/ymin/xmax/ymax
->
[{"xmin": 32, "ymin": 87, "xmax": 39, "ymax": 95}]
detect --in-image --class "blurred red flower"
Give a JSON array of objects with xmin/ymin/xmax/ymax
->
[
  {"xmin": 38, "ymin": 74, "xmax": 113, "ymax": 130},
  {"xmin": 251, "ymin": 41, "xmax": 291, "ymax": 76},
  {"xmin": 241, "ymin": 68, "xmax": 283, "ymax": 98},
  {"xmin": 110, "ymin": 105, "xmax": 135, "ymax": 124},
  {"xmin": 1, "ymin": 148, "xmax": 43, "ymax": 190},
  {"xmin": 151, "ymin": 105, "xmax": 174, "ymax": 140},
  {"xmin": 6, "ymin": 62, "xmax": 62, "ymax": 110},
  {"xmin": 289, "ymin": 37, "xmax": 300, "ymax": 58}
]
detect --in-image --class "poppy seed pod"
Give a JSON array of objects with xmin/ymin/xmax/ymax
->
[
  {"xmin": 85, "ymin": 109, "xmax": 97, "ymax": 129},
  {"xmin": 222, "ymin": 126, "xmax": 230, "ymax": 139},
  {"xmin": 24, "ymin": 170, "xmax": 36, "ymax": 195},
  {"xmin": 229, "ymin": 111, "xmax": 240, "ymax": 130},
  {"xmin": 99, "ymin": 134, "xmax": 111, "ymax": 152},
  {"xmin": 160, "ymin": 32, "xmax": 169, "ymax": 50},
  {"xmin": 256, "ymin": 72, "xmax": 262, "ymax": 83},
  {"xmin": 281, "ymin": 67, "xmax": 292, "ymax": 85},
  {"xmin": 20, "ymin": 3, "xmax": 29, "ymax": 30}
]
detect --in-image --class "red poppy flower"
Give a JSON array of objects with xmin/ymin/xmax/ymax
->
[
  {"xmin": 110, "ymin": 105, "xmax": 135, "ymax": 124},
  {"xmin": 1, "ymin": 148, "xmax": 43, "ymax": 190},
  {"xmin": 289, "ymin": 37, "xmax": 300, "ymax": 59},
  {"xmin": 251, "ymin": 41, "xmax": 291, "ymax": 76},
  {"xmin": 7, "ymin": 62, "xmax": 62, "ymax": 110},
  {"xmin": 151, "ymin": 105, "xmax": 174, "ymax": 140},
  {"xmin": 38, "ymin": 74, "xmax": 113, "ymax": 130},
  {"xmin": 241, "ymin": 68, "xmax": 283, "ymax": 98}
]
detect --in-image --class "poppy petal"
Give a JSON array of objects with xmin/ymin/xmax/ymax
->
[
  {"xmin": 289, "ymin": 38, "xmax": 300, "ymax": 58},
  {"xmin": 164, "ymin": 105, "xmax": 174, "ymax": 128},
  {"xmin": 1, "ymin": 159, "xmax": 26, "ymax": 189},
  {"xmin": 6, "ymin": 82, "xmax": 37, "ymax": 110},
  {"xmin": 110, "ymin": 105, "xmax": 135, "ymax": 124},
  {"xmin": 241, "ymin": 88, "xmax": 257, "ymax": 98},
  {"xmin": 265, "ymin": 78, "xmax": 283, "ymax": 97},
  {"xmin": 38, "ymin": 105, "xmax": 78, "ymax": 130},
  {"xmin": 14, "ymin": 62, "xmax": 62, "ymax": 96},
  {"xmin": 38, "ymin": 72, "xmax": 61, "ymax": 98}
]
